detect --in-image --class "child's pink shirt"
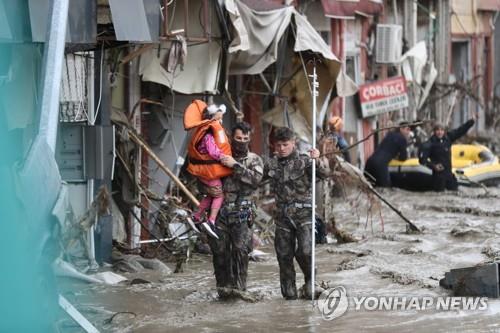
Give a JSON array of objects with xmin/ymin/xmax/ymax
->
[{"xmin": 197, "ymin": 133, "xmax": 223, "ymax": 161}]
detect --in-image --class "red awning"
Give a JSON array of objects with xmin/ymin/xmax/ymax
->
[
  {"xmin": 241, "ymin": 0, "xmax": 289, "ymax": 12},
  {"xmin": 477, "ymin": 0, "xmax": 500, "ymax": 11},
  {"xmin": 320, "ymin": 0, "xmax": 383, "ymax": 19}
]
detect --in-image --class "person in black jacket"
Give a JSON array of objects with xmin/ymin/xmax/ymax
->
[
  {"xmin": 418, "ymin": 116, "xmax": 476, "ymax": 191},
  {"xmin": 364, "ymin": 122, "xmax": 412, "ymax": 187}
]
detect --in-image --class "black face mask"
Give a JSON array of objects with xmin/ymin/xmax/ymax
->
[{"xmin": 232, "ymin": 140, "xmax": 249, "ymax": 155}]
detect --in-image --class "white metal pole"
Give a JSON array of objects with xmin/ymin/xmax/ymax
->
[
  {"xmin": 311, "ymin": 61, "xmax": 318, "ymax": 302},
  {"xmin": 129, "ymin": 56, "xmax": 142, "ymax": 249},
  {"xmin": 87, "ymin": 59, "xmax": 98, "ymax": 270},
  {"xmin": 87, "ymin": 179, "xmax": 99, "ymax": 271}
]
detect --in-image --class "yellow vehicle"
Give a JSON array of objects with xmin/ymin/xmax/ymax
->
[{"xmin": 388, "ymin": 144, "xmax": 500, "ymax": 191}]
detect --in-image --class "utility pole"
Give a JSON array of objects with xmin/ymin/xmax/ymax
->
[{"xmin": 435, "ymin": 0, "xmax": 451, "ymax": 123}]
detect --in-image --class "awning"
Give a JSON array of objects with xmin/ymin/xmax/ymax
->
[
  {"xmin": 139, "ymin": 42, "xmax": 223, "ymax": 94},
  {"xmin": 477, "ymin": 0, "xmax": 500, "ymax": 11},
  {"xmin": 320, "ymin": 0, "xmax": 383, "ymax": 19},
  {"xmin": 225, "ymin": 0, "xmax": 357, "ymax": 130},
  {"xmin": 138, "ymin": 0, "xmax": 224, "ymax": 94},
  {"xmin": 240, "ymin": 0, "xmax": 288, "ymax": 11},
  {"xmin": 262, "ymin": 104, "xmax": 312, "ymax": 143},
  {"xmin": 226, "ymin": 0, "xmax": 345, "ymax": 78},
  {"xmin": 226, "ymin": 1, "xmax": 295, "ymax": 75}
]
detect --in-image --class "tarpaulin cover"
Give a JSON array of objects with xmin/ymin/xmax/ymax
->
[
  {"xmin": 139, "ymin": 42, "xmax": 223, "ymax": 94},
  {"xmin": 225, "ymin": 0, "xmax": 356, "ymax": 92},
  {"xmin": 226, "ymin": 0, "xmax": 344, "ymax": 75}
]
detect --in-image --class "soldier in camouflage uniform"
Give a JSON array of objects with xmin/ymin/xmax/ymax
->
[
  {"xmin": 208, "ymin": 122, "xmax": 264, "ymax": 297},
  {"xmin": 264, "ymin": 127, "xmax": 329, "ymax": 300}
]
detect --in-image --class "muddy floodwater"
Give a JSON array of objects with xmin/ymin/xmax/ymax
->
[{"xmin": 62, "ymin": 187, "xmax": 500, "ymax": 332}]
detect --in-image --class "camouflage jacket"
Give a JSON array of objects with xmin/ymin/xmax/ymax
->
[
  {"xmin": 264, "ymin": 150, "xmax": 329, "ymax": 206},
  {"xmin": 222, "ymin": 152, "xmax": 264, "ymax": 204}
]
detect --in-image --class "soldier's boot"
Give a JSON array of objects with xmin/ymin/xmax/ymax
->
[
  {"xmin": 217, "ymin": 287, "xmax": 234, "ymax": 300},
  {"xmin": 299, "ymin": 282, "xmax": 325, "ymax": 300},
  {"xmin": 281, "ymin": 278, "xmax": 298, "ymax": 300},
  {"xmin": 301, "ymin": 280, "xmax": 312, "ymax": 299}
]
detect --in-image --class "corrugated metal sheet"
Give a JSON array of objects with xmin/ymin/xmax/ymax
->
[
  {"xmin": 28, "ymin": 0, "xmax": 96, "ymax": 43},
  {"xmin": 320, "ymin": 0, "xmax": 383, "ymax": 19},
  {"xmin": 108, "ymin": 0, "xmax": 160, "ymax": 42},
  {"xmin": 241, "ymin": 0, "xmax": 288, "ymax": 11}
]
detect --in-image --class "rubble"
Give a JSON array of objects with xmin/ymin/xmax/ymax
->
[
  {"xmin": 414, "ymin": 204, "xmax": 500, "ymax": 217},
  {"xmin": 111, "ymin": 253, "xmax": 173, "ymax": 276},
  {"xmin": 336, "ymin": 258, "xmax": 364, "ymax": 271},
  {"xmin": 326, "ymin": 248, "xmax": 373, "ymax": 257},
  {"xmin": 369, "ymin": 267, "xmax": 431, "ymax": 288},
  {"xmin": 450, "ymin": 227, "xmax": 482, "ymax": 238},
  {"xmin": 398, "ymin": 247, "xmax": 423, "ymax": 255},
  {"xmin": 481, "ymin": 246, "xmax": 500, "ymax": 260},
  {"xmin": 440, "ymin": 263, "xmax": 500, "ymax": 298}
]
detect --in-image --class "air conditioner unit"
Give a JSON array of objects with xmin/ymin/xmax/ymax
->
[{"xmin": 375, "ymin": 24, "xmax": 403, "ymax": 64}]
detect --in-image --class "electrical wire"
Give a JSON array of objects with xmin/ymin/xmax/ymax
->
[{"xmin": 451, "ymin": 10, "xmax": 469, "ymax": 35}]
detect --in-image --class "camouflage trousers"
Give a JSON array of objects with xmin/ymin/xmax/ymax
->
[
  {"xmin": 208, "ymin": 205, "xmax": 253, "ymax": 296},
  {"xmin": 274, "ymin": 207, "xmax": 313, "ymax": 300}
]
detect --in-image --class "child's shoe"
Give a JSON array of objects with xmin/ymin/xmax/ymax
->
[{"xmin": 201, "ymin": 221, "xmax": 219, "ymax": 239}]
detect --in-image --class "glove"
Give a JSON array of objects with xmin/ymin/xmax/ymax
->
[{"xmin": 434, "ymin": 163, "xmax": 444, "ymax": 172}]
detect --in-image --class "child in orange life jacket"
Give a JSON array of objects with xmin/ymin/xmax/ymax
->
[{"xmin": 187, "ymin": 104, "xmax": 232, "ymax": 238}]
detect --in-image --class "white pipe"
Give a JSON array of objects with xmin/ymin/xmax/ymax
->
[
  {"xmin": 87, "ymin": 61, "xmax": 98, "ymax": 271},
  {"xmin": 131, "ymin": 206, "xmax": 142, "ymax": 248},
  {"xmin": 311, "ymin": 62, "xmax": 318, "ymax": 302},
  {"xmin": 129, "ymin": 57, "xmax": 142, "ymax": 249},
  {"xmin": 87, "ymin": 178, "xmax": 98, "ymax": 270},
  {"xmin": 139, "ymin": 237, "xmax": 175, "ymax": 244},
  {"xmin": 59, "ymin": 295, "xmax": 100, "ymax": 333},
  {"xmin": 38, "ymin": 0, "xmax": 70, "ymax": 152},
  {"xmin": 393, "ymin": 0, "xmax": 399, "ymax": 25}
]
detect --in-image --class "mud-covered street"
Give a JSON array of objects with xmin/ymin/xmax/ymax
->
[
  {"xmin": 62, "ymin": 186, "xmax": 500, "ymax": 333},
  {"xmin": 5, "ymin": 1, "xmax": 500, "ymax": 332}
]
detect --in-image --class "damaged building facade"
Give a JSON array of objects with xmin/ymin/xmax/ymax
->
[
  {"xmin": 104, "ymin": 0, "xmax": 353, "ymax": 252},
  {"xmin": 2, "ymin": 0, "xmax": 500, "ymax": 307},
  {"xmin": 303, "ymin": 0, "xmax": 500, "ymax": 163}
]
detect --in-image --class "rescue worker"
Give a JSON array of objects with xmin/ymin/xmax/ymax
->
[
  {"xmin": 207, "ymin": 122, "xmax": 264, "ymax": 298},
  {"xmin": 325, "ymin": 116, "xmax": 351, "ymax": 163},
  {"xmin": 418, "ymin": 115, "xmax": 476, "ymax": 191},
  {"xmin": 264, "ymin": 127, "xmax": 329, "ymax": 300},
  {"xmin": 364, "ymin": 122, "xmax": 412, "ymax": 187}
]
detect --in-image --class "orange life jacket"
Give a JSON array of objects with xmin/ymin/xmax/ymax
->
[
  {"xmin": 183, "ymin": 99, "xmax": 210, "ymax": 130},
  {"xmin": 187, "ymin": 121, "xmax": 233, "ymax": 180}
]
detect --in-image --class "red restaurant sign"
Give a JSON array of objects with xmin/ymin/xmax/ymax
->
[{"xmin": 358, "ymin": 76, "xmax": 409, "ymax": 118}]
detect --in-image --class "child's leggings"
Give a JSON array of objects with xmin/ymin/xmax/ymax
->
[{"xmin": 193, "ymin": 178, "xmax": 223, "ymax": 223}]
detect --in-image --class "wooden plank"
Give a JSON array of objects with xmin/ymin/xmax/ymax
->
[
  {"xmin": 128, "ymin": 130, "xmax": 200, "ymax": 206},
  {"xmin": 120, "ymin": 44, "xmax": 155, "ymax": 64}
]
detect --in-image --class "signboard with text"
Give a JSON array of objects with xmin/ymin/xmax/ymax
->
[{"xmin": 358, "ymin": 76, "xmax": 409, "ymax": 118}]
